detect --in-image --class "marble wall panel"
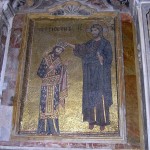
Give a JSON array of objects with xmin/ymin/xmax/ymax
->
[{"xmin": 1, "ymin": 14, "xmax": 25, "ymax": 105}]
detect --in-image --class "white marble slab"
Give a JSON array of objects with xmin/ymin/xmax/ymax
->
[{"xmin": 0, "ymin": 105, "xmax": 13, "ymax": 141}]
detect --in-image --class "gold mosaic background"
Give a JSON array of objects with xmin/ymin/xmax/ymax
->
[{"xmin": 20, "ymin": 18, "xmax": 119, "ymax": 134}]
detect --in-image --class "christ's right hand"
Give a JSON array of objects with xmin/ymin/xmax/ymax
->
[{"xmin": 65, "ymin": 42, "xmax": 75, "ymax": 49}]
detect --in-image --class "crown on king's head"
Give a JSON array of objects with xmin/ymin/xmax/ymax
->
[{"xmin": 56, "ymin": 39, "xmax": 67, "ymax": 49}]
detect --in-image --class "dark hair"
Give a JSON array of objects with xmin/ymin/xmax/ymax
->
[{"xmin": 90, "ymin": 24, "xmax": 103, "ymax": 37}]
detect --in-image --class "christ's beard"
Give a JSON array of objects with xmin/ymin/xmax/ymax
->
[
  {"xmin": 93, "ymin": 34, "xmax": 100, "ymax": 39},
  {"xmin": 93, "ymin": 35, "xmax": 101, "ymax": 41}
]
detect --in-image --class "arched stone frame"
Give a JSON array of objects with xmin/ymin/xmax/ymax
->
[{"xmin": 11, "ymin": 2, "xmax": 127, "ymax": 143}]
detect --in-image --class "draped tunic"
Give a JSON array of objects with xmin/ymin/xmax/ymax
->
[
  {"xmin": 37, "ymin": 54, "xmax": 67, "ymax": 120},
  {"xmin": 73, "ymin": 38, "xmax": 113, "ymax": 113}
]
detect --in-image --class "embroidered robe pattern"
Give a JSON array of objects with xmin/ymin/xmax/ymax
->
[{"xmin": 37, "ymin": 54, "xmax": 67, "ymax": 135}]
